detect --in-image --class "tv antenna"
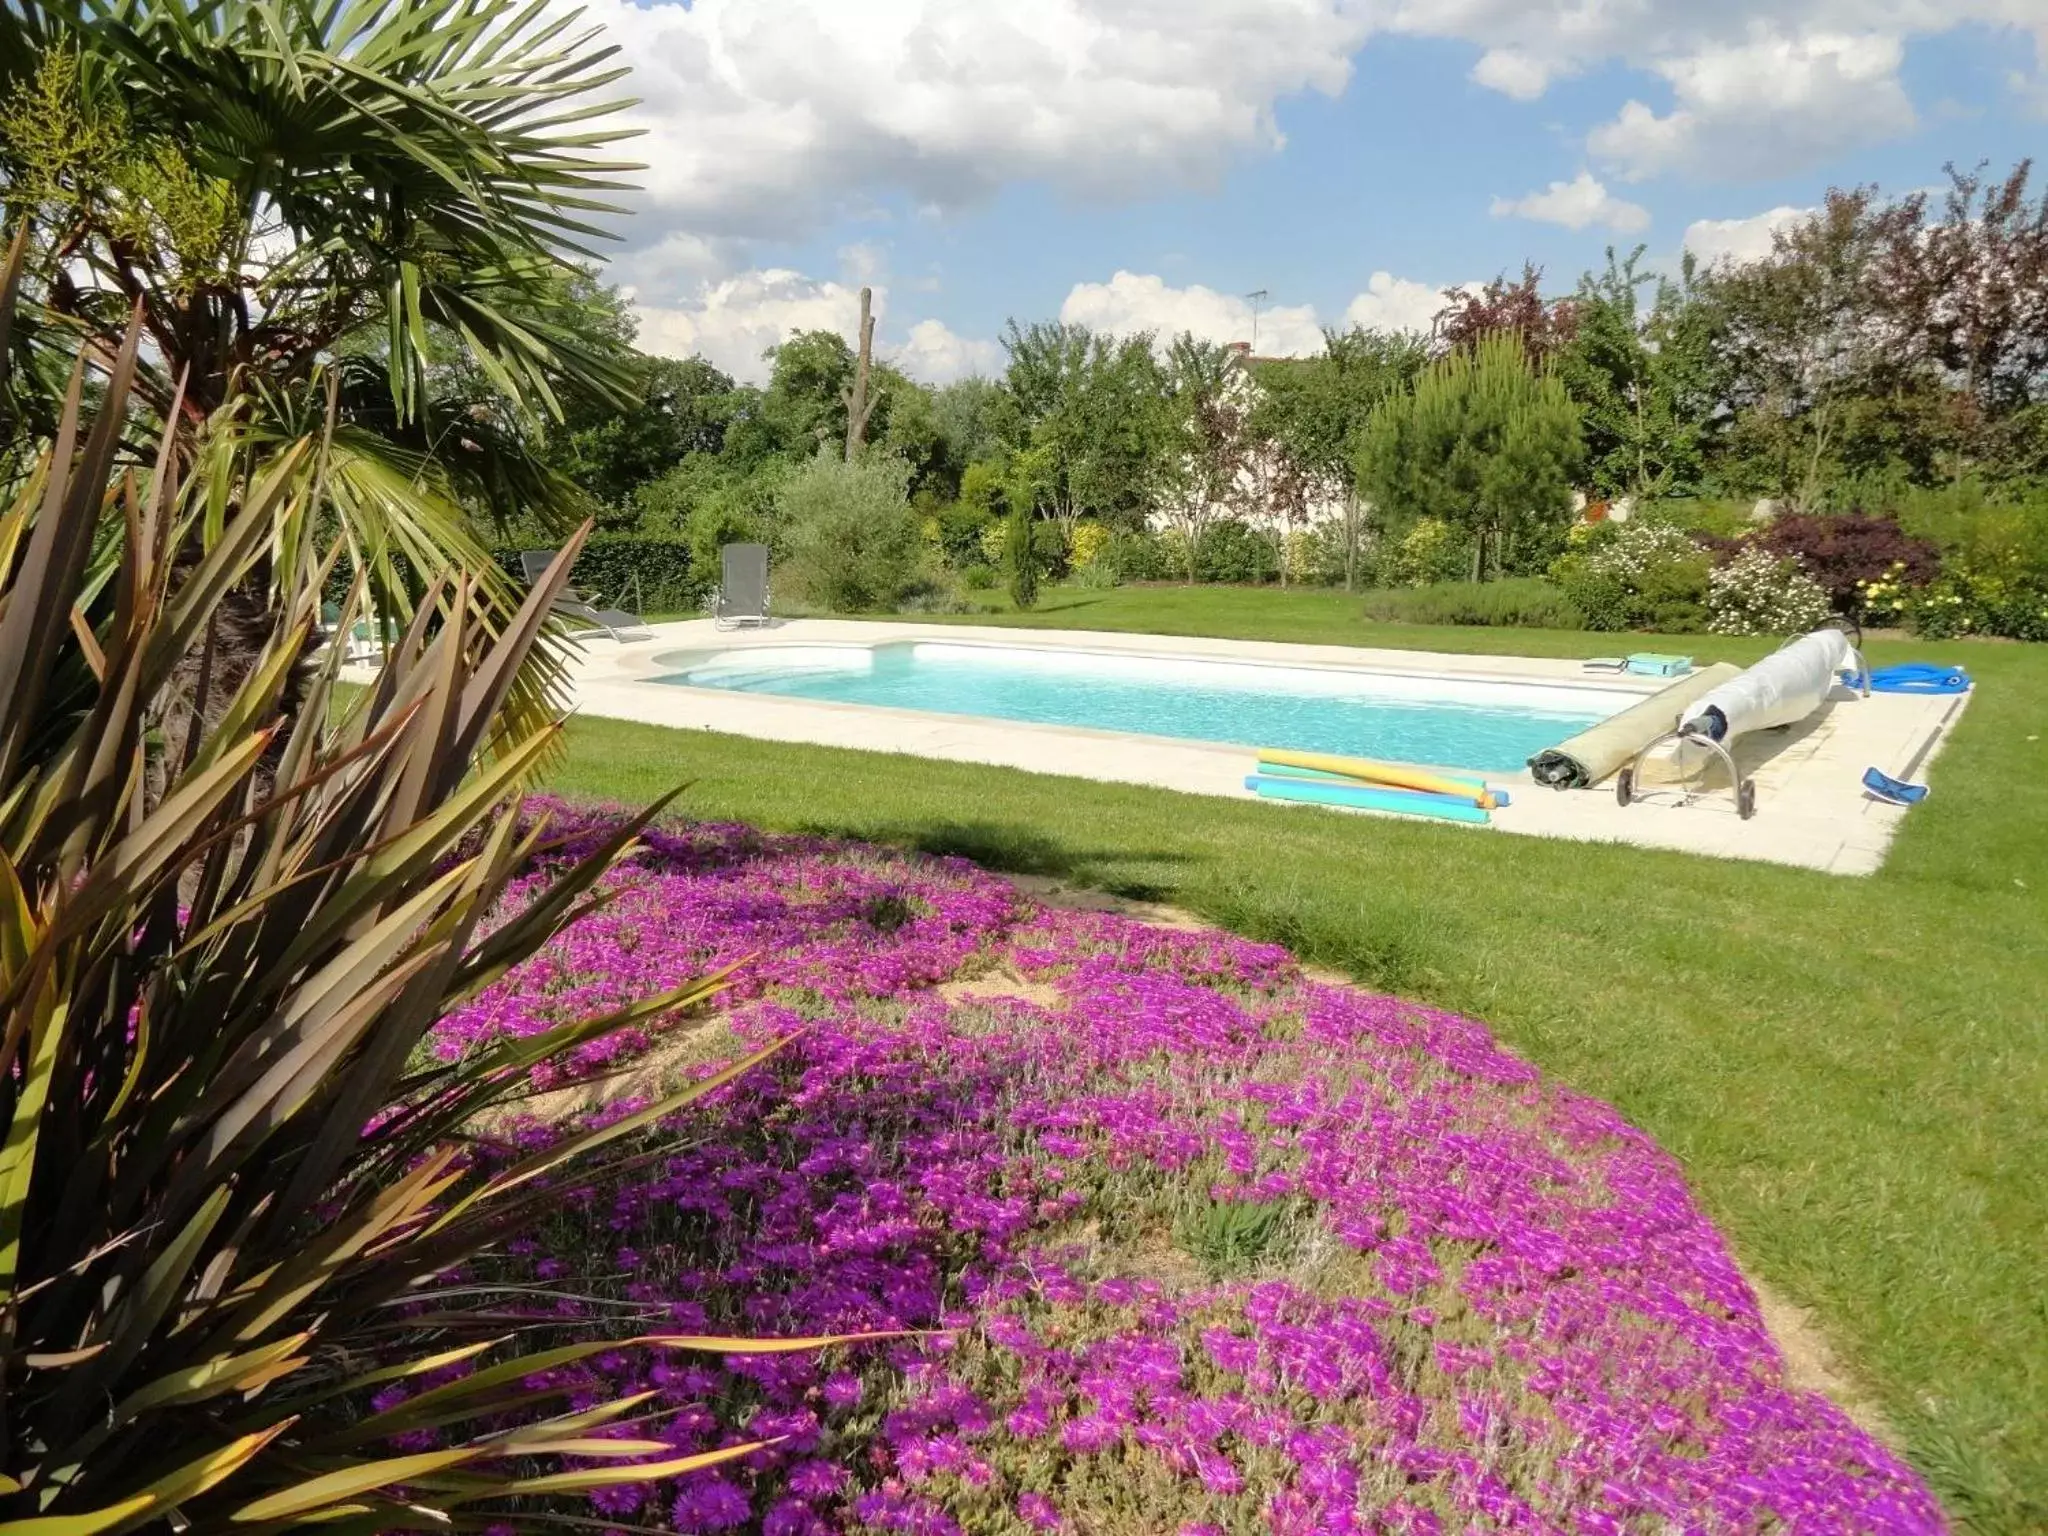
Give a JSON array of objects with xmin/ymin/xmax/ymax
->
[{"xmin": 1245, "ymin": 289, "xmax": 1270, "ymax": 354}]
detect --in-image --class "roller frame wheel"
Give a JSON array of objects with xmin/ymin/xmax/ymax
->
[
  {"xmin": 1616, "ymin": 767, "xmax": 1635, "ymax": 807},
  {"xmin": 1737, "ymin": 779, "xmax": 1758, "ymax": 820}
]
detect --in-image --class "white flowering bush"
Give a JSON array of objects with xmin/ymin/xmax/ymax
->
[
  {"xmin": 1548, "ymin": 521, "xmax": 1712, "ymax": 631},
  {"xmin": 1580, "ymin": 521, "xmax": 1705, "ymax": 583},
  {"xmin": 1706, "ymin": 548, "xmax": 1834, "ymax": 636}
]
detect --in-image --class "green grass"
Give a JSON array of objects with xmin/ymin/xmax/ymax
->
[{"xmin": 560, "ymin": 589, "xmax": 2047, "ymax": 1531}]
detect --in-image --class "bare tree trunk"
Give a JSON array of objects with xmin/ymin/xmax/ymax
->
[
  {"xmin": 844, "ymin": 286, "xmax": 877, "ymax": 462},
  {"xmin": 1343, "ymin": 491, "xmax": 1361, "ymax": 593}
]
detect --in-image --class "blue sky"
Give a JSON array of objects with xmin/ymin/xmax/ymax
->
[{"xmin": 574, "ymin": 1, "xmax": 2048, "ymax": 383}]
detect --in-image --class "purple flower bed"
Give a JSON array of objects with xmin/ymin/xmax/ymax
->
[{"xmin": 431, "ymin": 802, "xmax": 1941, "ymax": 1534}]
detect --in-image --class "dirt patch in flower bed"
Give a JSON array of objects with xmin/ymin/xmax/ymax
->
[{"xmin": 427, "ymin": 801, "xmax": 1939, "ymax": 1534}]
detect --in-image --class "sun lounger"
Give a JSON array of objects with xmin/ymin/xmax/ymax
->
[
  {"xmin": 712, "ymin": 543, "xmax": 771, "ymax": 630},
  {"xmin": 519, "ymin": 549, "xmax": 651, "ymax": 642}
]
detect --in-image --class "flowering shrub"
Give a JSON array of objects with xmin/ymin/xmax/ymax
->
[
  {"xmin": 1069, "ymin": 521, "xmax": 1111, "ymax": 572},
  {"xmin": 1377, "ymin": 518, "xmax": 1467, "ymax": 588},
  {"xmin": 1905, "ymin": 557, "xmax": 2048, "ymax": 641},
  {"xmin": 978, "ymin": 521, "xmax": 1009, "ymax": 567},
  {"xmin": 426, "ymin": 805, "xmax": 1941, "ymax": 1535},
  {"xmin": 1548, "ymin": 521, "xmax": 1712, "ymax": 632},
  {"xmin": 1754, "ymin": 511, "xmax": 1941, "ymax": 619},
  {"xmin": 1578, "ymin": 519, "xmax": 1702, "ymax": 581},
  {"xmin": 1280, "ymin": 528, "xmax": 1320, "ymax": 584},
  {"xmin": 1854, "ymin": 563, "xmax": 1916, "ymax": 626},
  {"xmin": 1707, "ymin": 548, "xmax": 1835, "ymax": 636}
]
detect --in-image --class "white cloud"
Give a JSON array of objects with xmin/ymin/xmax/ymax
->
[
  {"xmin": 1470, "ymin": 48, "xmax": 1553, "ymax": 101},
  {"xmin": 631, "ymin": 270, "xmax": 862, "ymax": 383},
  {"xmin": 890, "ymin": 318, "xmax": 1003, "ymax": 383},
  {"xmin": 1490, "ymin": 171, "xmax": 1650, "ymax": 233},
  {"xmin": 630, "ymin": 269, "xmax": 997, "ymax": 386},
  {"xmin": 1587, "ymin": 31, "xmax": 1914, "ymax": 180},
  {"xmin": 1341, "ymin": 272, "xmax": 1454, "ymax": 337},
  {"xmin": 636, "ymin": 262, "xmax": 1466, "ymax": 388},
  {"xmin": 1056, "ymin": 269, "xmax": 1459, "ymax": 356},
  {"xmin": 838, "ymin": 242, "xmax": 889, "ymax": 285},
  {"xmin": 1375, "ymin": 4, "xmax": 2039, "ymax": 181},
  {"xmin": 605, "ymin": 230, "xmax": 742, "ymax": 301},
  {"xmin": 1059, "ymin": 271, "xmax": 1327, "ymax": 355},
  {"xmin": 2010, "ymin": 24, "xmax": 2048, "ymax": 116},
  {"xmin": 1681, "ymin": 205, "xmax": 1816, "ymax": 268},
  {"xmin": 577, "ymin": 0, "xmax": 1373, "ymax": 252}
]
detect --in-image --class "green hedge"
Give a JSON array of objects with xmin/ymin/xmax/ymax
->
[
  {"xmin": 490, "ymin": 535, "xmax": 704, "ymax": 616},
  {"xmin": 1360, "ymin": 577, "xmax": 1586, "ymax": 630},
  {"xmin": 323, "ymin": 535, "xmax": 705, "ymax": 618}
]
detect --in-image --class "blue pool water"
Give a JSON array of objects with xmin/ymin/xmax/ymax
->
[{"xmin": 657, "ymin": 642, "xmax": 1632, "ymax": 773}]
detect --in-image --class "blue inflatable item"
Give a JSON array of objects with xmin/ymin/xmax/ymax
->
[
  {"xmin": 1841, "ymin": 663, "xmax": 1971, "ymax": 695},
  {"xmin": 1862, "ymin": 766, "xmax": 1929, "ymax": 805},
  {"xmin": 1244, "ymin": 774, "xmax": 1493, "ymax": 824}
]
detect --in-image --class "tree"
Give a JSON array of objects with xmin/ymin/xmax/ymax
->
[
  {"xmin": 552, "ymin": 350, "xmax": 746, "ymax": 518},
  {"xmin": 874, "ymin": 367, "xmax": 947, "ymax": 494},
  {"xmin": 845, "ymin": 285, "xmax": 878, "ymax": 460},
  {"xmin": 1707, "ymin": 189, "xmax": 1923, "ymax": 508},
  {"xmin": 1357, "ymin": 332, "xmax": 1584, "ymax": 580},
  {"xmin": 1557, "ymin": 247, "xmax": 1725, "ymax": 500},
  {"xmin": 775, "ymin": 451, "xmax": 924, "ymax": 612},
  {"xmin": 0, "ymin": 0, "xmax": 650, "ymax": 736},
  {"xmin": 1873, "ymin": 160, "xmax": 2048, "ymax": 480},
  {"xmin": 1251, "ymin": 327, "xmax": 1427, "ymax": 589},
  {"xmin": 1001, "ymin": 319, "xmax": 1170, "ymax": 536},
  {"xmin": 1005, "ymin": 502, "xmax": 1039, "ymax": 609},
  {"xmin": 932, "ymin": 375, "xmax": 1021, "ymax": 470},
  {"xmin": 1434, "ymin": 264, "xmax": 1579, "ymax": 363},
  {"xmin": 0, "ymin": 7, "xmax": 640, "ymax": 497},
  {"xmin": 761, "ymin": 329, "xmax": 859, "ymax": 454},
  {"xmin": 632, "ymin": 452, "xmax": 790, "ymax": 571},
  {"xmin": 1154, "ymin": 334, "xmax": 1253, "ymax": 583}
]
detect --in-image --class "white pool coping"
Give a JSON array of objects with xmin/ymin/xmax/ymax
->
[{"xmin": 544, "ymin": 618, "xmax": 1970, "ymax": 877}]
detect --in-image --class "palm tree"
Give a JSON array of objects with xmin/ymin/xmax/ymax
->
[{"xmin": 0, "ymin": 0, "xmax": 647, "ymax": 654}]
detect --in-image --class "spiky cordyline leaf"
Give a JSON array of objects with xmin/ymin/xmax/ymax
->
[{"xmin": 0, "ymin": 296, "xmax": 820, "ymax": 1532}]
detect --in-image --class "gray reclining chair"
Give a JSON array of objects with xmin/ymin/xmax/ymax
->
[
  {"xmin": 519, "ymin": 550, "xmax": 651, "ymax": 642},
  {"xmin": 713, "ymin": 543, "xmax": 771, "ymax": 630}
]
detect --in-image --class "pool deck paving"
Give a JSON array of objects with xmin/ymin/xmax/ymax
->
[{"xmin": 544, "ymin": 619, "xmax": 1969, "ymax": 878}]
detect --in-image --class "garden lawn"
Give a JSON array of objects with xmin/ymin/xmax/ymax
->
[{"xmin": 544, "ymin": 596, "xmax": 2046, "ymax": 1533}]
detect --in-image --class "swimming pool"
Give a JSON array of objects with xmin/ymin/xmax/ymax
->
[{"xmin": 653, "ymin": 641, "xmax": 1636, "ymax": 773}]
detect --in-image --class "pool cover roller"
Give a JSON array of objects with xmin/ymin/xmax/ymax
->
[
  {"xmin": 1527, "ymin": 663, "xmax": 1742, "ymax": 790},
  {"xmin": 1678, "ymin": 628, "xmax": 1862, "ymax": 744}
]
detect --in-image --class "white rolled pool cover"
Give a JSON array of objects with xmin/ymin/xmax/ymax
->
[
  {"xmin": 1678, "ymin": 628, "xmax": 1860, "ymax": 743},
  {"xmin": 1528, "ymin": 664, "xmax": 1742, "ymax": 789}
]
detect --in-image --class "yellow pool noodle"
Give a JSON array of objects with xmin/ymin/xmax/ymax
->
[{"xmin": 1257, "ymin": 748, "xmax": 1502, "ymax": 809}]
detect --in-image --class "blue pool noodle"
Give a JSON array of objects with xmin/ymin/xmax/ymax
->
[{"xmin": 1244, "ymin": 774, "xmax": 1493, "ymax": 824}]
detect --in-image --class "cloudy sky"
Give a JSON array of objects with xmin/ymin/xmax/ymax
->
[{"xmin": 575, "ymin": 0, "xmax": 2048, "ymax": 384}]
